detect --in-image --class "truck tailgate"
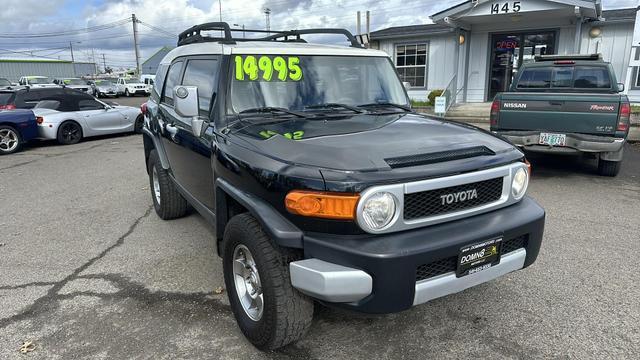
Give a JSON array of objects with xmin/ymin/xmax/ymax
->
[{"xmin": 498, "ymin": 93, "xmax": 620, "ymax": 135}]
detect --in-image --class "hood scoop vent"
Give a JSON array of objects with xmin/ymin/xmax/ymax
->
[{"xmin": 385, "ymin": 146, "xmax": 495, "ymax": 169}]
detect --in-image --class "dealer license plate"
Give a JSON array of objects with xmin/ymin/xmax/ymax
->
[
  {"xmin": 539, "ymin": 132, "xmax": 566, "ymax": 146},
  {"xmin": 456, "ymin": 238, "xmax": 502, "ymax": 277}
]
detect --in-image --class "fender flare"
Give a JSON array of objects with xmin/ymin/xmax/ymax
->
[
  {"xmin": 142, "ymin": 127, "xmax": 170, "ymax": 169},
  {"xmin": 215, "ymin": 178, "xmax": 303, "ymax": 250}
]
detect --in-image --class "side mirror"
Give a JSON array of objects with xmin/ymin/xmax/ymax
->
[
  {"xmin": 617, "ymin": 82, "xmax": 624, "ymax": 92},
  {"xmin": 174, "ymin": 85, "xmax": 206, "ymax": 136},
  {"xmin": 402, "ymin": 81, "xmax": 411, "ymax": 90}
]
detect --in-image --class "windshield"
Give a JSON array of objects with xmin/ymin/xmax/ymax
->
[
  {"xmin": 64, "ymin": 79, "xmax": 86, "ymax": 85},
  {"xmin": 229, "ymin": 55, "xmax": 408, "ymax": 114},
  {"xmin": 0, "ymin": 79, "xmax": 10, "ymax": 86},
  {"xmin": 96, "ymin": 80, "xmax": 114, "ymax": 86},
  {"xmin": 29, "ymin": 77, "xmax": 51, "ymax": 84}
]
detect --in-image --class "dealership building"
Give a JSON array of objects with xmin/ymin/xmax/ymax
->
[{"xmin": 370, "ymin": 0, "xmax": 640, "ymax": 103}]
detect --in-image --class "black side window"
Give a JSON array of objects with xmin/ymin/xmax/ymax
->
[
  {"xmin": 162, "ymin": 61, "xmax": 184, "ymax": 105},
  {"xmin": 181, "ymin": 58, "xmax": 219, "ymax": 115},
  {"xmin": 152, "ymin": 64, "xmax": 168, "ymax": 100},
  {"xmin": 78, "ymin": 99, "xmax": 105, "ymax": 111}
]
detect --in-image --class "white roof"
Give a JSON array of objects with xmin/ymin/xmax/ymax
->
[{"xmin": 160, "ymin": 41, "xmax": 389, "ymax": 65}]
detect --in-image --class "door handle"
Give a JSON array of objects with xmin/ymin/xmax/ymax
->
[{"xmin": 549, "ymin": 101, "xmax": 563, "ymax": 106}]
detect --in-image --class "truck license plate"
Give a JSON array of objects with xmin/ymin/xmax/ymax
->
[
  {"xmin": 539, "ymin": 132, "xmax": 566, "ymax": 146},
  {"xmin": 456, "ymin": 238, "xmax": 502, "ymax": 277}
]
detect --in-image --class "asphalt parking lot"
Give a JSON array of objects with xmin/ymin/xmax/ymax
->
[{"xmin": 1, "ymin": 107, "xmax": 640, "ymax": 358}]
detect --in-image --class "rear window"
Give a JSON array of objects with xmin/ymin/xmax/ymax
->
[
  {"xmin": 516, "ymin": 65, "xmax": 612, "ymax": 90},
  {"xmin": 0, "ymin": 92, "xmax": 14, "ymax": 105},
  {"xmin": 573, "ymin": 66, "xmax": 611, "ymax": 88}
]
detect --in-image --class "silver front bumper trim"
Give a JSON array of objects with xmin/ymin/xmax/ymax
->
[
  {"xmin": 413, "ymin": 248, "xmax": 526, "ymax": 305},
  {"xmin": 290, "ymin": 259, "xmax": 372, "ymax": 303}
]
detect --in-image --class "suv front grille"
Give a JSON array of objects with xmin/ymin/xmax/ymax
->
[
  {"xmin": 415, "ymin": 235, "xmax": 528, "ymax": 282},
  {"xmin": 404, "ymin": 177, "xmax": 503, "ymax": 220}
]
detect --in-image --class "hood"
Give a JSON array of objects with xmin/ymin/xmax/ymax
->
[
  {"xmin": 226, "ymin": 112, "xmax": 517, "ymax": 172},
  {"xmin": 67, "ymin": 85, "xmax": 89, "ymax": 89},
  {"xmin": 97, "ymin": 85, "xmax": 116, "ymax": 90},
  {"xmin": 31, "ymin": 84, "xmax": 59, "ymax": 88}
]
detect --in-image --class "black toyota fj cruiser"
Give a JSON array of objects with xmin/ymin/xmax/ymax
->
[{"xmin": 141, "ymin": 23, "xmax": 545, "ymax": 350}]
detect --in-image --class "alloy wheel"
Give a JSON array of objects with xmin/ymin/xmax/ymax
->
[
  {"xmin": 61, "ymin": 123, "xmax": 81, "ymax": 143},
  {"xmin": 152, "ymin": 166, "xmax": 161, "ymax": 205},
  {"xmin": 0, "ymin": 128, "xmax": 19, "ymax": 153},
  {"xmin": 232, "ymin": 244, "xmax": 264, "ymax": 321}
]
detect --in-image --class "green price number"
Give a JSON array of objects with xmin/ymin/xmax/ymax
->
[
  {"xmin": 235, "ymin": 55, "xmax": 302, "ymax": 82},
  {"xmin": 259, "ymin": 130, "xmax": 305, "ymax": 140}
]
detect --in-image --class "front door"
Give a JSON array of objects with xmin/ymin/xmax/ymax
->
[
  {"xmin": 158, "ymin": 57, "xmax": 220, "ymax": 210},
  {"xmin": 488, "ymin": 31, "xmax": 556, "ymax": 100}
]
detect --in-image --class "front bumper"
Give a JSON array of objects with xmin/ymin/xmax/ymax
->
[
  {"xmin": 496, "ymin": 130, "xmax": 625, "ymax": 154},
  {"xmin": 291, "ymin": 196, "xmax": 545, "ymax": 314}
]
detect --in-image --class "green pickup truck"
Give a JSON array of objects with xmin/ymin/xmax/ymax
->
[{"xmin": 490, "ymin": 54, "xmax": 630, "ymax": 176}]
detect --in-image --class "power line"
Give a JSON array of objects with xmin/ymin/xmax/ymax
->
[{"xmin": 0, "ymin": 18, "xmax": 131, "ymax": 39}]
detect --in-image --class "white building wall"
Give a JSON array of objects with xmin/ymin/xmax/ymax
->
[{"xmin": 377, "ymin": 18, "xmax": 637, "ymax": 103}]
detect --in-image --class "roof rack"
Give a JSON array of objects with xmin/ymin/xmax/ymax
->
[
  {"xmin": 177, "ymin": 22, "xmax": 364, "ymax": 48},
  {"xmin": 534, "ymin": 54, "xmax": 602, "ymax": 62}
]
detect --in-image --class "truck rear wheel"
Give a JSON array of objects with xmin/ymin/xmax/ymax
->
[
  {"xmin": 597, "ymin": 159, "xmax": 621, "ymax": 177},
  {"xmin": 222, "ymin": 213, "xmax": 313, "ymax": 350},
  {"xmin": 147, "ymin": 149, "xmax": 188, "ymax": 219}
]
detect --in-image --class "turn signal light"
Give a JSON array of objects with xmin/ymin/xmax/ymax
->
[
  {"xmin": 285, "ymin": 191, "xmax": 359, "ymax": 220},
  {"xmin": 525, "ymin": 159, "xmax": 532, "ymax": 177},
  {"xmin": 618, "ymin": 102, "xmax": 630, "ymax": 132},
  {"xmin": 36, "ymin": 116, "xmax": 44, "ymax": 124}
]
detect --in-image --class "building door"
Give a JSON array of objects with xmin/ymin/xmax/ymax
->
[{"xmin": 488, "ymin": 31, "xmax": 556, "ymax": 100}]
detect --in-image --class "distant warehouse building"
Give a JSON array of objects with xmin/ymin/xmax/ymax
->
[
  {"xmin": 0, "ymin": 59, "xmax": 97, "ymax": 82},
  {"xmin": 370, "ymin": 0, "xmax": 640, "ymax": 103},
  {"xmin": 141, "ymin": 46, "xmax": 173, "ymax": 75}
]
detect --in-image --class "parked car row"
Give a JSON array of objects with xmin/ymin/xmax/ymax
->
[
  {"xmin": 0, "ymin": 75, "xmax": 154, "ymax": 97},
  {"xmin": 0, "ymin": 87, "xmax": 143, "ymax": 155}
]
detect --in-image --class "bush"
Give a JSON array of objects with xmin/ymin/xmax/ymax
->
[{"xmin": 427, "ymin": 89, "xmax": 444, "ymax": 106}]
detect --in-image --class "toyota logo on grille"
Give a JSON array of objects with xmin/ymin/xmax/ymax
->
[{"xmin": 440, "ymin": 189, "xmax": 478, "ymax": 205}]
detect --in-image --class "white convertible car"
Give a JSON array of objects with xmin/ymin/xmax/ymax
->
[{"xmin": 32, "ymin": 88, "xmax": 143, "ymax": 145}]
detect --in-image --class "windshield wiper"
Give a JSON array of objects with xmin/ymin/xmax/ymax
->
[
  {"xmin": 357, "ymin": 102, "xmax": 412, "ymax": 112},
  {"xmin": 239, "ymin": 107, "xmax": 309, "ymax": 118},
  {"xmin": 305, "ymin": 103, "xmax": 363, "ymax": 114}
]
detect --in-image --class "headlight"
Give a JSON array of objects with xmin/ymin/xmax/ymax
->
[
  {"xmin": 361, "ymin": 192, "xmax": 397, "ymax": 231},
  {"xmin": 511, "ymin": 166, "xmax": 529, "ymax": 200}
]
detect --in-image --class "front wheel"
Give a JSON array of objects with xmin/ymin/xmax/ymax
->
[
  {"xmin": 598, "ymin": 158, "xmax": 621, "ymax": 177},
  {"xmin": 125, "ymin": 89, "xmax": 130, "ymax": 97},
  {"xmin": 223, "ymin": 213, "xmax": 314, "ymax": 350},
  {"xmin": 0, "ymin": 125, "xmax": 22, "ymax": 155},
  {"xmin": 57, "ymin": 121, "xmax": 82, "ymax": 145}
]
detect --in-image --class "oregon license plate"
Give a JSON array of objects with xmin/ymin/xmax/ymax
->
[
  {"xmin": 539, "ymin": 132, "xmax": 566, "ymax": 146},
  {"xmin": 456, "ymin": 238, "xmax": 502, "ymax": 277}
]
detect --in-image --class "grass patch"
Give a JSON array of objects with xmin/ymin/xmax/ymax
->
[
  {"xmin": 631, "ymin": 105, "xmax": 640, "ymax": 114},
  {"xmin": 411, "ymin": 100, "xmax": 431, "ymax": 107}
]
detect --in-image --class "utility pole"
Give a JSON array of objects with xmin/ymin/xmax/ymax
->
[
  {"xmin": 91, "ymin": 48, "xmax": 98, "ymax": 76},
  {"xmin": 218, "ymin": 0, "xmax": 222, "ymax": 21},
  {"xmin": 132, "ymin": 13, "xmax": 141, "ymax": 76},
  {"xmin": 357, "ymin": 11, "xmax": 361, "ymax": 36},
  {"xmin": 69, "ymin": 42, "xmax": 75, "ymax": 63},
  {"xmin": 102, "ymin": 54, "xmax": 107, "ymax": 72},
  {"xmin": 264, "ymin": 8, "xmax": 271, "ymax": 34}
]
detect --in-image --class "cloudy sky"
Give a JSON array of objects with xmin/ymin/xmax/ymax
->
[{"xmin": 0, "ymin": 0, "xmax": 637, "ymax": 70}]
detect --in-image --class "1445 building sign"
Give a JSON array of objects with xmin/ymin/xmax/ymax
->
[{"xmin": 491, "ymin": 1, "xmax": 522, "ymax": 14}]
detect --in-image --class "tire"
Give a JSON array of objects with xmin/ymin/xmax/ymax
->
[
  {"xmin": 0, "ymin": 125, "xmax": 22, "ymax": 155},
  {"xmin": 147, "ymin": 149, "xmax": 188, "ymax": 219},
  {"xmin": 598, "ymin": 158, "xmax": 621, "ymax": 177},
  {"xmin": 134, "ymin": 115, "xmax": 144, "ymax": 134},
  {"xmin": 56, "ymin": 121, "xmax": 82, "ymax": 145},
  {"xmin": 223, "ymin": 213, "xmax": 314, "ymax": 350},
  {"xmin": 125, "ymin": 89, "xmax": 130, "ymax": 97}
]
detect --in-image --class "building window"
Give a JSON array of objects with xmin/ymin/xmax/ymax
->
[{"xmin": 395, "ymin": 44, "xmax": 427, "ymax": 87}]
